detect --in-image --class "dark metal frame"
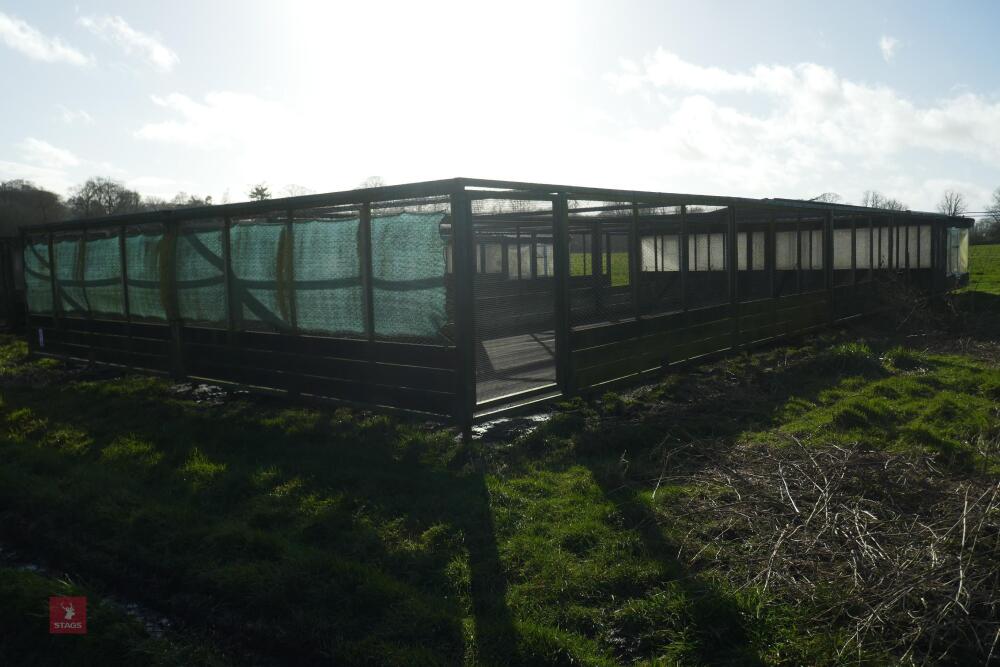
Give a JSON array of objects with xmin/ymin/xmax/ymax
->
[{"xmin": 18, "ymin": 177, "xmax": 974, "ymax": 437}]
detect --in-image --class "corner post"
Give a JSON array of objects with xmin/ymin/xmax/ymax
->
[{"xmin": 451, "ymin": 186, "xmax": 476, "ymax": 441}]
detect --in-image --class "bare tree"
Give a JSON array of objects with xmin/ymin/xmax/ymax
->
[
  {"xmin": 936, "ymin": 190, "xmax": 967, "ymax": 217},
  {"xmin": 357, "ymin": 176, "xmax": 387, "ymax": 189},
  {"xmin": 248, "ymin": 183, "xmax": 271, "ymax": 201},
  {"xmin": 809, "ymin": 192, "xmax": 843, "ymax": 204},
  {"xmin": 986, "ymin": 186, "xmax": 1000, "ymax": 225},
  {"xmin": 281, "ymin": 184, "xmax": 315, "ymax": 198},
  {"xmin": 67, "ymin": 177, "xmax": 142, "ymax": 218},
  {"xmin": 861, "ymin": 190, "xmax": 908, "ymax": 211}
]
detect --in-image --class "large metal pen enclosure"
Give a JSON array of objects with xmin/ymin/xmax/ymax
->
[{"xmin": 20, "ymin": 178, "xmax": 972, "ymax": 433}]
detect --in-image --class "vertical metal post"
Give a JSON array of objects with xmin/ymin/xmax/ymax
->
[
  {"xmin": 680, "ymin": 205, "xmax": 689, "ymax": 312},
  {"xmin": 119, "ymin": 224, "xmax": 133, "ymax": 365},
  {"xmin": 451, "ymin": 188, "xmax": 476, "ymax": 440},
  {"xmin": 767, "ymin": 215, "xmax": 776, "ymax": 298},
  {"xmin": 119, "ymin": 225, "xmax": 131, "ymax": 325},
  {"xmin": 868, "ymin": 216, "xmax": 874, "ymax": 281},
  {"xmin": 795, "ymin": 217, "xmax": 802, "ymax": 294},
  {"xmin": 728, "ymin": 206, "xmax": 738, "ymax": 347},
  {"xmin": 824, "ymin": 210, "xmax": 834, "ymax": 324},
  {"xmin": 222, "ymin": 216, "xmax": 236, "ymax": 340},
  {"xmin": 630, "ymin": 202, "xmax": 641, "ymax": 320},
  {"xmin": 590, "ymin": 220, "xmax": 602, "ymax": 314},
  {"xmin": 163, "ymin": 224, "xmax": 184, "ymax": 379},
  {"xmin": 359, "ymin": 203, "xmax": 375, "ymax": 342},
  {"xmin": 47, "ymin": 231, "xmax": 60, "ymax": 328},
  {"xmin": 284, "ymin": 209, "xmax": 298, "ymax": 333},
  {"xmin": 553, "ymin": 194, "xmax": 571, "ymax": 393}
]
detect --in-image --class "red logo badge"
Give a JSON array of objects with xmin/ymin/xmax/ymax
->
[{"xmin": 49, "ymin": 596, "xmax": 87, "ymax": 634}]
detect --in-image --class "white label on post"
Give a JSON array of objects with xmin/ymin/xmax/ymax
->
[{"xmin": 38, "ymin": 327, "xmax": 44, "ymax": 348}]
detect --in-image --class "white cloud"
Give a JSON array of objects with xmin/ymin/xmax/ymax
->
[
  {"xmin": 78, "ymin": 15, "xmax": 178, "ymax": 72},
  {"xmin": 0, "ymin": 11, "xmax": 91, "ymax": 66},
  {"xmin": 136, "ymin": 92, "xmax": 293, "ymax": 148},
  {"xmin": 56, "ymin": 105, "xmax": 94, "ymax": 125},
  {"xmin": 880, "ymin": 35, "xmax": 900, "ymax": 62},
  {"xmin": 18, "ymin": 138, "xmax": 81, "ymax": 170},
  {"xmin": 605, "ymin": 49, "xmax": 1000, "ymax": 208}
]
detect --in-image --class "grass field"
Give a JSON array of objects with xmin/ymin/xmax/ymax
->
[{"xmin": 1, "ymin": 246, "xmax": 998, "ymax": 665}]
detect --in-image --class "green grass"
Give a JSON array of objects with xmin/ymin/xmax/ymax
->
[
  {"xmin": 570, "ymin": 252, "xmax": 631, "ymax": 287},
  {"xmin": 0, "ymin": 566, "xmax": 224, "ymax": 665},
  {"xmin": 1, "ymin": 253, "xmax": 999, "ymax": 664},
  {"xmin": 967, "ymin": 242, "xmax": 1000, "ymax": 295}
]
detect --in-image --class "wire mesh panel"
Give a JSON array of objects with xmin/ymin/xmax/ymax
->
[
  {"xmin": 638, "ymin": 206, "xmax": 684, "ymax": 315},
  {"xmin": 685, "ymin": 206, "xmax": 729, "ymax": 308},
  {"xmin": 735, "ymin": 209, "xmax": 768, "ymax": 302},
  {"xmin": 176, "ymin": 220, "xmax": 226, "ymax": 326},
  {"xmin": 125, "ymin": 224, "xmax": 167, "ymax": 321},
  {"xmin": 230, "ymin": 216, "xmax": 288, "ymax": 331},
  {"xmin": 567, "ymin": 200, "xmax": 634, "ymax": 327},
  {"xmin": 290, "ymin": 209, "xmax": 365, "ymax": 337},
  {"xmin": 470, "ymin": 198, "xmax": 556, "ymax": 403},
  {"xmin": 52, "ymin": 232, "xmax": 91, "ymax": 315},
  {"xmin": 23, "ymin": 236, "xmax": 53, "ymax": 314},
  {"xmin": 371, "ymin": 210, "xmax": 450, "ymax": 342},
  {"xmin": 832, "ymin": 218, "xmax": 854, "ymax": 287},
  {"xmin": 800, "ymin": 218, "xmax": 825, "ymax": 293},
  {"xmin": 82, "ymin": 229, "xmax": 124, "ymax": 318}
]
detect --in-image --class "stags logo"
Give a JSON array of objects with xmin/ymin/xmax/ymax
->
[{"xmin": 49, "ymin": 596, "xmax": 87, "ymax": 634}]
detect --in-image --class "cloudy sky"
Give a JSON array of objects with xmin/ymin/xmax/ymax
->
[{"xmin": 1, "ymin": 0, "xmax": 999, "ymax": 211}]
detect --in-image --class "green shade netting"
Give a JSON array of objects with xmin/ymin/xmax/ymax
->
[
  {"xmin": 23, "ymin": 242, "xmax": 53, "ymax": 314},
  {"xmin": 53, "ymin": 238, "xmax": 87, "ymax": 314},
  {"xmin": 230, "ymin": 222, "xmax": 287, "ymax": 328},
  {"xmin": 126, "ymin": 232, "xmax": 167, "ymax": 320},
  {"xmin": 83, "ymin": 236, "xmax": 124, "ymax": 316},
  {"xmin": 292, "ymin": 218, "xmax": 365, "ymax": 335},
  {"xmin": 176, "ymin": 227, "xmax": 226, "ymax": 324},
  {"xmin": 371, "ymin": 212, "xmax": 447, "ymax": 339}
]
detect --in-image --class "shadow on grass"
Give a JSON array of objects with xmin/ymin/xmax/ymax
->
[{"xmin": 0, "ymin": 374, "xmax": 517, "ymax": 664}]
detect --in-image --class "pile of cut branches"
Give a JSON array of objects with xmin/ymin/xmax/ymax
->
[{"xmin": 664, "ymin": 438, "xmax": 1000, "ymax": 664}]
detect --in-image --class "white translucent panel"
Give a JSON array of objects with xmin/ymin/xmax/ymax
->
[
  {"xmin": 535, "ymin": 243, "xmax": 554, "ymax": 277},
  {"xmin": 738, "ymin": 232, "xmax": 748, "ymax": 271},
  {"xmin": 810, "ymin": 230, "xmax": 823, "ymax": 269},
  {"xmin": 507, "ymin": 243, "xmax": 530, "ymax": 280},
  {"xmin": 906, "ymin": 225, "xmax": 920, "ymax": 268},
  {"xmin": 689, "ymin": 234, "xmax": 710, "ymax": 271},
  {"xmin": 895, "ymin": 227, "xmax": 905, "ymax": 267},
  {"xmin": 641, "ymin": 236, "xmax": 657, "ymax": 271},
  {"xmin": 660, "ymin": 235, "xmax": 680, "ymax": 271},
  {"xmin": 878, "ymin": 227, "xmax": 891, "ymax": 268},
  {"xmin": 483, "ymin": 242, "xmax": 502, "ymax": 273},
  {"xmin": 697, "ymin": 234, "xmax": 709, "ymax": 271},
  {"xmin": 855, "ymin": 227, "xmax": 871, "ymax": 269},
  {"xmin": 919, "ymin": 226, "xmax": 932, "ymax": 268},
  {"xmin": 752, "ymin": 231, "xmax": 766, "ymax": 270},
  {"xmin": 833, "ymin": 229, "xmax": 853, "ymax": 269},
  {"xmin": 709, "ymin": 233, "xmax": 725, "ymax": 270},
  {"xmin": 959, "ymin": 228, "xmax": 969, "ymax": 273},
  {"xmin": 776, "ymin": 231, "xmax": 797, "ymax": 270}
]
